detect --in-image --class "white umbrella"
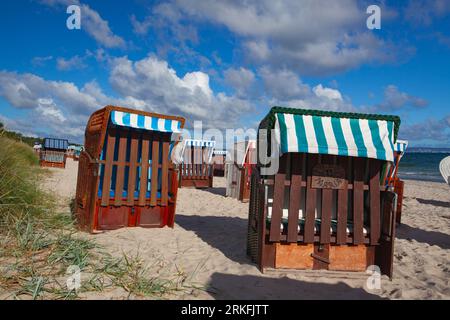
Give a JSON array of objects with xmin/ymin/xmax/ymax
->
[{"xmin": 439, "ymin": 155, "xmax": 450, "ymax": 184}]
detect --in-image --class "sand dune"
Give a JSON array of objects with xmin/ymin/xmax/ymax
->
[{"xmin": 43, "ymin": 158, "xmax": 450, "ymax": 299}]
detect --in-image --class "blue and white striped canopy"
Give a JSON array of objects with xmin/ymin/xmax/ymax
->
[
  {"xmin": 111, "ymin": 110, "xmax": 182, "ymax": 133},
  {"xmin": 213, "ymin": 150, "xmax": 228, "ymax": 155},
  {"xmin": 274, "ymin": 113, "xmax": 396, "ymax": 162},
  {"xmin": 394, "ymin": 140, "xmax": 408, "ymax": 154},
  {"xmin": 184, "ymin": 139, "xmax": 216, "ymax": 147}
]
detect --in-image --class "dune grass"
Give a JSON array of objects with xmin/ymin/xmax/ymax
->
[{"xmin": 0, "ymin": 135, "xmax": 196, "ymax": 299}]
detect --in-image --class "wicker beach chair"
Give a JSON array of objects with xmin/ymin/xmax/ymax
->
[
  {"xmin": 40, "ymin": 138, "xmax": 68, "ymax": 169},
  {"xmin": 212, "ymin": 150, "xmax": 228, "ymax": 177},
  {"xmin": 75, "ymin": 106, "xmax": 185, "ymax": 232},
  {"xmin": 226, "ymin": 140, "xmax": 257, "ymax": 202},
  {"xmin": 177, "ymin": 139, "xmax": 216, "ymax": 188},
  {"xmin": 247, "ymin": 107, "xmax": 400, "ymax": 278},
  {"xmin": 385, "ymin": 140, "xmax": 408, "ymax": 224}
]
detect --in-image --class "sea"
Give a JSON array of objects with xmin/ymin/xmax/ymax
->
[{"xmin": 398, "ymin": 152, "xmax": 450, "ymax": 183}]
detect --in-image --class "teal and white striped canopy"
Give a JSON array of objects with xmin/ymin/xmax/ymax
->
[
  {"xmin": 394, "ymin": 140, "xmax": 408, "ymax": 154},
  {"xmin": 274, "ymin": 113, "xmax": 397, "ymax": 162}
]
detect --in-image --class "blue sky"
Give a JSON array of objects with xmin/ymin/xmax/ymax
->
[{"xmin": 0, "ymin": 0, "xmax": 449, "ymax": 146}]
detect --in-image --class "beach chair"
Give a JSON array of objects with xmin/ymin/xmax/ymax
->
[
  {"xmin": 247, "ymin": 107, "xmax": 400, "ymax": 278},
  {"xmin": 40, "ymin": 138, "xmax": 68, "ymax": 169},
  {"xmin": 75, "ymin": 106, "xmax": 185, "ymax": 233},
  {"xmin": 178, "ymin": 139, "xmax": 215, "ymax": 188},
  {"xmin": 212, "ymin": 150, "xmax": 228, "ymax": 177},
  {"xmin": 67, "ymin": 145, "xmax": 83, "ymax": 161},
  {"xmin": 385, "ymin": 140, "xmax": 408, "ymax": 224},
  {"xmin": 226, "ymin": 140, "xmax": 257, "ymax": 202}
]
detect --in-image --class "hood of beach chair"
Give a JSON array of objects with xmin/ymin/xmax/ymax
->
[
  {"xmin": 258, "ymin": 106, "xmax": 401, "ymax": 163},
  {"xmin": 172, "ymin": 139, "xmax": 216, "ymax": 165},
  {"xmin": 84, "ymin": 106, "xmax": 186, "ymax": 163}
]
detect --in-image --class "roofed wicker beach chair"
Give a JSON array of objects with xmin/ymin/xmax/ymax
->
[
  {"xmin": 226, "ymin": 140, "xmax": 257, "ymax": 202},
  {"xmin": 75, "ymin": 106, "xmax": 185, "ymax": 233},
  {"xmin": 40, "ymin": 138, "xmax": 69, "ymax": 169},
  {"xmin": 385, "ymin": 140, "xmax": 408, "ymax": 224},
  {"xmin": 212, "ymin": 150, "xmax": 228, "ymax": 177},
  {"xmin": 247, "ymin": 107, "xmax": 400, "ymax": 278},
  {"xmin": 67, "ymin": 145, "xmax": 84, "ymax": 161},
  {"xmin": 175, "ymin": 139, "xmax": 216, "ymax": 188}
]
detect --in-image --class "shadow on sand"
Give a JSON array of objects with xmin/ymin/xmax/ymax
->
[
  {"xmin": 206, "ymin": 273, "xmax": 385, "ymax": 299},
  {"xmin": 416, "ymin": 198, "xmax": 450, "ymax": 209},
  {"xmin": 396, "ymin": 224, "xmax": 450, "ymax": 249},
  {"xmin": 175, "ymin": 214, "xmax": 250, "ymax": 264},
  {"xmin": 176, "ymin": 214, "xmax": 386, "ymax": 299},
  {"xmin": 202, "ymin": 187, "xmax": 227, "ymax": 197}
]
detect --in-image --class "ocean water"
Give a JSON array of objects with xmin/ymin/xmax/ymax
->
[{"xmin": 398, "ymin": 152, "xmax": 450, "ymax": 182}]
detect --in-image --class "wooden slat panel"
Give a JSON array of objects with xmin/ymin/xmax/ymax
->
[
  {"xmin": 101, "ymin": 130, "xmax": 116, "ymax": 206},
  {"xmin": 150, "ymin": 133, "xmax": 160, "ymax": 206},
  {"xmin": 287, "ymin": 153, "xmax": 302, "ymax": 243},
  {"xmin": 196, "ymin": 147, "xmax": 201, "ymax": 179},
  {"xmin": 353, "ymin": 157, "xmax": 365, "ymax": 244},
  {"xmin": 336, "ymin": 157, "xmax": 349, "ymax": 244},
  {"xmin": 127, "ymin": 132, "xmax": 139, "ymax": 206},
  {"xmin": 320, "ymin": 155, "xmax": 333, "ymax": 244},
  {"xmin": 138, "ymin": 132, "xmax": 150, "ymax": 206},
  {"xmin": 201, "ymin": 147, "xmax": 206, "ymax": 179},
  {"xmin": 161, "ymin": 137, "xmax": 170, "ymax": 206},
  {"xmin": 369, "ymin": 159, "xmax": 381, "ymax": 245},
  {"xmin": 269, "ymin": 154, "xmax": 287, "ymax": 242},
  {"xmin": 304, "ymin": 154, "xmax": 319, "ymax": 243},
  {"xmin": 187, "ymin": 146, "xmax": 192, "ymax": 179},
  {"xmin": 114, "ymin": 131, "xmax": 128, "ymax": 206}
]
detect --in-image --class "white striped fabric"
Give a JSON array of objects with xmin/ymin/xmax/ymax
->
[
  {"xmin": 184, "ymin": 139, "xmax": 216, "ymax": 147},
  {"xmin": 340, "ymin": 118, "xmax": 359, "ymax": 157},
  {"xmin": 321, "ymin": 116, "xmax": 339, "ymax": 156},
  {"xmin": 111, "ymin": 110, "xmax": 181, "ymax": 133},
  {"xmin": 275, "ymin": 113, "xmax": 396, "ymax": 162},
  {"xmin": 181, "ymin": 139, "xmax": 216, "ymax": 164},
  {"xmin": 213, "ymin": 150, "xmax": 228, "ymax": 155},
  {"xmin": 395, "ymin": 140, "xmax": 408, "ymax": 153}
]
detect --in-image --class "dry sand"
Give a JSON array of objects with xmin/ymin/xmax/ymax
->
[{"xmin": 42, "ymin": 158, "xmax": 450, "ymax": 299}]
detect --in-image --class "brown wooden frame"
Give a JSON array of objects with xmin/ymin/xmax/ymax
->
[
  {"xmin": 75, "ymin": 106, "xmax": 185, "ymax": 233},
  {"xmin": 247, "ymin": 153, "xmax": 397, "ymax": 279},
  {"xmin": 179, "ymin": 144, "xmax": 214, "ymax": 188},
  {"xmin": 226, "ymin": 142, "xmax": 256, "ymax": 202},
  {"xmin": 39, "ymin": 150, "xmax": 67, "ymax": 169},
  {"xmin": 212, "ymin": 154, "xmax": 226, "ymax": 177},
  {"xmin": 385, "ymin": 152, "xmax": 406, "ymax": 224}
]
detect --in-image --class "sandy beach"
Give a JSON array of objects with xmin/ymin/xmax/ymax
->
[{"xmin": 42, "ymin": 158, "xmax": 450, "ymax": 300}]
